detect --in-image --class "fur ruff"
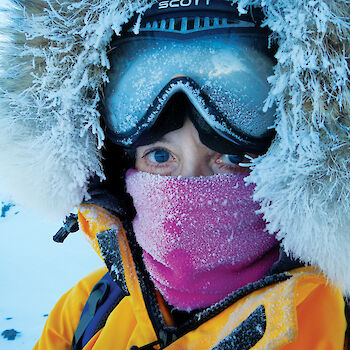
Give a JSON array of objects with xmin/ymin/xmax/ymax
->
[{"xmin": 0, "ymin": 0, "xmax": 349, "ymax": 294}]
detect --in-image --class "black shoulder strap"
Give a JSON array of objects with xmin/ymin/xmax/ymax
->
[
  {"xmin": 72, "ymin": 272, "xmax": 125, "ymax": 350},
  {"xmin": 345, "ymin": 299, "xmax": 350, "ymax": 350}
]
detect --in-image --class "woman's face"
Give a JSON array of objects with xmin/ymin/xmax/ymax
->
[{"xmin": 135, "ymin": 118, "xmax": 255, "ymax": 177}]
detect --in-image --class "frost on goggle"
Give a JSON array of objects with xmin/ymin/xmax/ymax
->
[{"xmin": 104, "ymin": 34, "xmax": 275, "ymax": 140}]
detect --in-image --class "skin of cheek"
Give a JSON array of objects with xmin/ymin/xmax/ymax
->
[{"xmin": 212, "ymin": 163, "xmax": 251, "ymax": 175}]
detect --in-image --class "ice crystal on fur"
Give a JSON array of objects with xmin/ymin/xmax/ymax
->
[
  {"xmin": 235, "ymin": 0, "xmax": 350, "ymax": 295},
  {"xmin": 0, "ymin": 0, "xmax": 153, "ymax": 219}
]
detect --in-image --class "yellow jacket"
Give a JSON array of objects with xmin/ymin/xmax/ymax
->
[{"xmin": 34, "ymin": 205, "xmax": 347, "ymax": 349}]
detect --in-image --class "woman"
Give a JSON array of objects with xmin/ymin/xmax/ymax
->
[{"xmin": 0, "ymin": 0, "xmax": 349, "ymax": 349}]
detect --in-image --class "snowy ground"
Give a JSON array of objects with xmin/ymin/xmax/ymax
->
[{"xmin": 0, "ymin": 197, "xmax": 103, "ymax": 349}]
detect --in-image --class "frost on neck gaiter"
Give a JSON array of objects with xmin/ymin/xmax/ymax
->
[{"xmin": 126, "ymin": 170, "xmax": 278, "ymax": 269}]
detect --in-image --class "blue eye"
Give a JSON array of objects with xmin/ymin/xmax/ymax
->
[
  {"xmin": 147, "ymin": 149, "xmax": 170, "ymax": 163},
  {"xmin": 221, "ymin": 154, "xmax": 245, "ymax": 165}
]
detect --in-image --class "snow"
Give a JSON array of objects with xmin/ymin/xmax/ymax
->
[{"xmin": 0, "ymin": 197, "xmax": 103, "ymax": 349}]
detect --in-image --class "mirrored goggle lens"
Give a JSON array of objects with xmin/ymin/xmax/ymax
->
[{"xmin": 103, "ymin": 32, "xmax": 275, "ymax": 150}]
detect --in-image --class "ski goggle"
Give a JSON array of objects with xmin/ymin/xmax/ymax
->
[{"xmin": 103, "ymin": 31, "xmax": 276, "ymax": 154}]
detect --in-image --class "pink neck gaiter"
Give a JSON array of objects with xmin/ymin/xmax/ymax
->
[{"xmin": 126, "ymin": 169, "xmax": 279, "ymax": 311}]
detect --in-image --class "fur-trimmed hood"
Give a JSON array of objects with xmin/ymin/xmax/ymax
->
[{"xmin": 0, "ymin": 0, "xmax": 349, "ymax": 295}]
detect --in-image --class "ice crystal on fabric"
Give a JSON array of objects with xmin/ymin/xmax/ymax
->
[{"xmin": 126, "ymin": 170, "xmax": 279, "ymax": 309}]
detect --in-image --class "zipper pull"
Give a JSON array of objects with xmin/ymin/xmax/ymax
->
[
  {"xmin": 53, "ymin": 213, "xmax": 79, "ymax": 243},
  {"xmin": 129, "ymin": 339, "xmax": 163, "ymax": 350}
]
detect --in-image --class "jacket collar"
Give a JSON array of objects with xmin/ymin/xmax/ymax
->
[{"xmin": 77, "ymin": 204, "xmax": 327, "ymax": 349}]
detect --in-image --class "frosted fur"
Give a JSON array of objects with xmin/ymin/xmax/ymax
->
[
  {"xmin": 0, "ymin": 0, "xmax": 349, "ymax": 296},
  {"xmin": 238, "ymin": 0, "xmax": 350, "ymax": 294},
  {"xmin": 0, "ymin": 0, "xmax": 152, "ymax": 218}
]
